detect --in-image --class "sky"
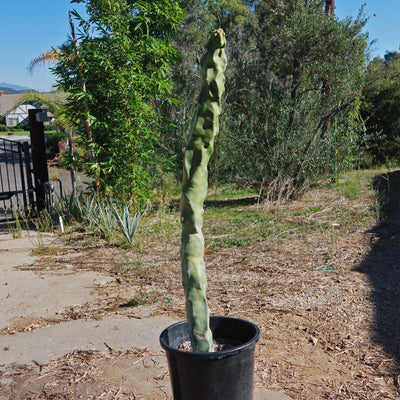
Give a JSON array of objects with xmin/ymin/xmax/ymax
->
[{"xmin": 1, "ymin": 0, "xmax": 400, "ymax": 93}]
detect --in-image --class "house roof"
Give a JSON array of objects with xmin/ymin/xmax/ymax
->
[
  {"xmin": 0, "ymin": 93, "xmax": 22, "ymax": 117},
  {"xmin": 0, "ymin": 92, "xmax": 62, "ymax": 118}
]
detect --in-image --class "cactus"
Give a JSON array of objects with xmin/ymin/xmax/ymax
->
[{"xmin": 180, "ymin": 29, "xmax": 227, "ymax": 352}]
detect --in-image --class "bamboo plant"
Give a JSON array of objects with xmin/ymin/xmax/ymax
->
[{"xmin": 180, "ymin": 29, "xmax": 227, "ymax": 352}]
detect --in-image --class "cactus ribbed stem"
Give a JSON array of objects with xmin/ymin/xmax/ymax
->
[{"xmin": 180, "ymin": 29, "xmax": 227, "ymax": 352}]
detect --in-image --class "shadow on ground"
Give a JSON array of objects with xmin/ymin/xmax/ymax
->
[{"xmin": 358, "ymin": 170, "xmax": 400, "ymax": 376}]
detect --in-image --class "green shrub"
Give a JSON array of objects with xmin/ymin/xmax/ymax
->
[
  {"xmin": 45, "ymin": 130, "xmax": 67, "ymax": 158},
  {"xmin": 17, "ymin": 123, "xmax": 30, "ymax": 131},
  {"xmin": 0, "ymin": 123, "xmax": 10, "ymax": 132},
  {"xmin": 44, "ymin": 124, "xmax": 57, "ymax": 131}
]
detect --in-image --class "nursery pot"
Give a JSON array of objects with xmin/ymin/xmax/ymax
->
[{"xmin": 160, "ymin": 316, "xmax": 260, "ymax": 400}]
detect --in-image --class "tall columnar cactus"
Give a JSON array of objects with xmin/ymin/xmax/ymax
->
[{"xmin": 180, "ymin": 29, "xmax": 227, "ymax": 352}]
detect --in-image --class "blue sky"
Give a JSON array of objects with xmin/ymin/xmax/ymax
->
[
  {"xmin": 0, "ymin": 1, "xmax": 86, "ymax": 92},
  {"xmin": 1, "ymin": 1, "xmax": 399, "ymax": 92},
  {"xmin": 336, "ymin": 0, "xmax": 400, "ymax": 57}
]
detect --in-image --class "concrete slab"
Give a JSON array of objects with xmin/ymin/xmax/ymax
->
[
  {"xmin": 255, "ymin": 388, "xmax": 293, "ymax": 400},
  {"xmin": 0, "ymin": 231, "xmax": 52, "ymax": 250},
  {"xmin": 0, "ymin": 315, "xmax": 176, "ymax": 366},
  {"xmin": 0, "ymin": 233, "xmax": 114, "ymax": 330},
  {"xmin": 1, "ymin": 270, "xmax": 112, "ymax": 329}
]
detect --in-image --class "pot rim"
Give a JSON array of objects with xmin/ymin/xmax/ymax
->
[{"xmin": 160, "ymin": 315, "xmax": 260, "ymax": 358}]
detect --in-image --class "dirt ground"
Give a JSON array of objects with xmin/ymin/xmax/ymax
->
[{"xmin": 1, "ymin": 170, "xmax": 400, "ymax": 399}]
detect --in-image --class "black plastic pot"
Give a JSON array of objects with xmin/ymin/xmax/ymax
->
[{"xmin": 160, "ymin": 316, "xmax": 260, "ymax": 400}]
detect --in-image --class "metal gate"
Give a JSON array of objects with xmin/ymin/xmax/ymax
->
[{"xmin": 0, "ymin": 137, "xmax": 35, "ymax": 219}]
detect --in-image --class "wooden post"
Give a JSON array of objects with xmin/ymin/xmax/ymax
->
[{"xmin": 29, "ymin": 109, "xmax": 49, "ymax": 212}]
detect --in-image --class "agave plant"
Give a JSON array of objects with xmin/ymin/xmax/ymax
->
[{"xmin": 113, "ymin": 203, "xmax": 146, "ymax": 247}]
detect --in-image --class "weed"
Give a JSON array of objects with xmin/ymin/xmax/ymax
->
[
  {"xmin": 119, "ymin": 294, "xmax": 148, "ymax": 308},
  {"xmin": 118, "ymin": 251, "xmax": 161, "ymax": 282},
  {"xmin": 206, "ymin": 237, "xmax": 251, "ymax": 248},
  {"xmin": 142, "ymin": 207, "xmax": 180, "ymax": 247},
  {"xmin": 31, "ymin": 246, "xmax": 65, "ymax": 256},
  {"xmin": 309, "ymin": 205, "xmax": 323, "ymax": 213},
  {"xmin": 119, "ymin": 253, "xmax": 142, "ymax": 276},
  {"xmin": 207, "ymin": 185, "xmax": 258, "ymax": 201},
  {"xmin": 33, "ymin": 209, "xmax": 57, "ymax": 232},
  {"xmin": 5, "ymin": 209, "xmax": 30, "ymax": 239},
  {"xmin": 370, "ymin": 196, "xmax": 385, "ymax": 224},
  {"xmin": 339, "ymin": 181, "xmax": 360, "ymax": 200}
]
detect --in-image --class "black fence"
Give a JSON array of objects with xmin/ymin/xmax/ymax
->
[
  {"xmin": 0, "ymin": 137, "xmax": 34, "ymax": 219},
  {"xmin": 1, "ymin": 110, "xmax": 85, "ymax": 224}
]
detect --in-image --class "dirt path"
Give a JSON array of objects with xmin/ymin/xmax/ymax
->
[
  {"xmin": 2, "ymin": 169, "xmax": 400, "ymax": 399},
  {"xmin": 0, "ymin": 232, "xmax": 177, "ymax": 399},
  {"xmin": 0, "ymin": 233, "xmax": 114, "ymax": 332},
  {"xmin": 0, "ymin": 230, "xmax": 286, "ymax": 399}
]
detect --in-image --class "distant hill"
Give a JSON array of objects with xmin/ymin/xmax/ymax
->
[
  {"xmin": 0, "ymin": 87, "xmax": 21, "ymax": 94},
  {"xmin": 0, "ymin": 83, "xmax": 35, "ymax": 94}
]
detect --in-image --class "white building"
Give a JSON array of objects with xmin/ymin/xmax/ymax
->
[{"xmin": 0, "ymin": 92, "xmax": 43, "ymax": 127}]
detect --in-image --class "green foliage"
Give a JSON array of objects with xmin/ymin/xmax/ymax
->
[
  {"xmin": 159, "ymin": 0, "xmax": 255, "ymax": 179},
  {"xmin": 53, "ymin": 0, "xmax": 183, "ymax": 205},
  {"xmin": 337, "ymin": 181, "xmax": 360, "ymax": 200},
  {"xmin": 0, "ymin": 124, "xmax": 9, "ymax": 132},
  {"xmin": 164, "ymin": 0, "xmax": 367, "ymax": 201},
  {"xmin": 157, "ymin": 0, "xmax": 214, "ymax": 177},
  {"xmin": 17, "ymin": 123, "xmax": 30, "ymax": 131},
  {"xmin": 5, "ymin": 209, "xmax": 31, "ymax": 239},
  {"xmin": 360, "ymin": 51, "xmax": 400, "ymax": 165},
  {"xmin": 206, "ymin": 0, "xmax": 254, "ymax": 33},
  {"xmin": 27, "ymin": 190, "xmax": 143, "ymax": 247},
  {"xmin": 45, "ymin": 130, "xmax": 67, "ymax": 158},
  {"xmin": 56, "ymin": 192, "xmax": 83, "ymax": 224},
  {"xmin": 217, "ymin": 0, "xmax": 368, "ymax": 200},
  {"xmin": 44, "ymin": 124, "xmax": 57, "ymax": 131}
]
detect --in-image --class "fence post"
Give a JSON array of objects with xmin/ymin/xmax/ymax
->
[
  {"xmin": 22, "ymin": 141, "xmax": 35, "ymax": 211},
  {"xmin": 29, "ymin": 109, "xmax": 49, "ymax": 212}
]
